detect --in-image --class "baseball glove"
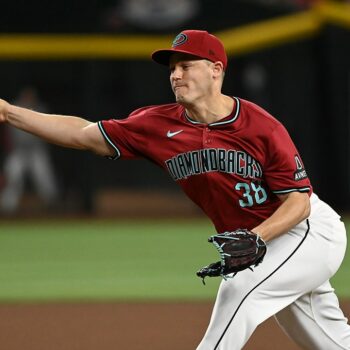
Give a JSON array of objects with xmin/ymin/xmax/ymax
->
[{"xmin": 196, "ymin": 229, "xmax": 267, "ymax": 283}]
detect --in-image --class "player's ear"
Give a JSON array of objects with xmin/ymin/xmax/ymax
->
[{"xmin": 212, "ymin": 61, "xmax": 224, "ymax": 79}]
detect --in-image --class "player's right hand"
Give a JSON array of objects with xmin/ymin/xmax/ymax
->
[{"xmin": 0, "ymin": 99, "xmax": 9, "ymax": 123}]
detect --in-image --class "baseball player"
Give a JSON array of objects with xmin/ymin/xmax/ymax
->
[{"xmin": 0, "ymin": 30, "xmax": 349, "ymax": 349}]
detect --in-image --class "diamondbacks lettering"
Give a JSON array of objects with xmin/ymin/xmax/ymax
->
[{"xmin": 165, "ymin": 148, "xmax": 262, "ymax": 181}]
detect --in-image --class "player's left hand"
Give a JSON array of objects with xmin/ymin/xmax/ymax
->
[{"xmin": 196, "ymin": 229, "xmax": 267, "ymax": 283}]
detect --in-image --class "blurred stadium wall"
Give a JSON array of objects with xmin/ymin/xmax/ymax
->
[{"xmin": 0, "ymin": 0, "xmax": 349, "ymax": 215}]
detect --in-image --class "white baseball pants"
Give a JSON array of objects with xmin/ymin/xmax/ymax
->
[{"xmin": 197, "ymin": 193, "xmax": 350, "ymax": 350}]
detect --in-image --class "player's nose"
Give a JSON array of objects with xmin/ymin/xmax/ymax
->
[{"xmin": 170, "ymin": 66, "xmax": 183, "ymax": 81}]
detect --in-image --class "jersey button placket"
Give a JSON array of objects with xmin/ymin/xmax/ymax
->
[{"xmin": 203, "ymin": 126, "xmax": 212, "ymax": 146}]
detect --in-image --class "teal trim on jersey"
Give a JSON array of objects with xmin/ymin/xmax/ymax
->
[
  {"xmin": 97, "ymin": 121, "xmax": 121, "ymax": 160},
  {"xmin": 210, "ymin": 97, "xmax": 241, "ymax": 126},
  {"xmin": 272, "ymin": 187, "xmax": 310, "ymax": 194},
  {"xmin": 184, "ymin": 97, "xmax": 241, "ymax": 126}
]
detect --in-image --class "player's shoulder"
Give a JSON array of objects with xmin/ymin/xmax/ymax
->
[
  {"xmin": 129, "ymin": 102, "xmax": 182, "ymax": 118},
  {"xmin": 239, "ymin": 98, "xmax": 281, "ymax": 129}
]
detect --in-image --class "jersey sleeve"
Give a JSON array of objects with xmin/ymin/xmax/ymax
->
[
  {"xmin": 264, "ymin": 124, "xmax": 312, "ymax": 195},
  {"xmin": 97, "ymin": 108, "xmax": 148, "ymax": 160}
]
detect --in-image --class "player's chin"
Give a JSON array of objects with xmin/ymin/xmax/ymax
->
[{"xmin": 174, "ymin": 93, "xmax": 189, "ymax": 105}]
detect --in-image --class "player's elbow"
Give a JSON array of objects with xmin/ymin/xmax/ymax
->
[
  {"xmin": 293, "ymin": 192, "xmax": 311, "ymax": 221},
  {"xmin": 279, "ymin": 191, "xmax": 311, "ymax": 221},
  {"xmin": 300, "ymin": 193, "xmax": 311, "ymax": 220}
]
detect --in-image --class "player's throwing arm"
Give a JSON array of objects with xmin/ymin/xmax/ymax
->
[{"xmin": 0, "ymin": 98, "xmax": 113, "ymax": 157}]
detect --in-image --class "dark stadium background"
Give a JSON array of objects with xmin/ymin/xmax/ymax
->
[{"xmin": 0, "ymin": 0, "xmax": 349, "ymax": 214}]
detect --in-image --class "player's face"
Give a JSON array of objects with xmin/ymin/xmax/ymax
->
[{"xmin": 169, "ymin": 53, "xmax": 215, "ymax": 106}]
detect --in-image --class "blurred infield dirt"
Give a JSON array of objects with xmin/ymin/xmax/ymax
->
[{"xmin": 0, "ymin": 301, "xmax": 349, "ymax": 350}]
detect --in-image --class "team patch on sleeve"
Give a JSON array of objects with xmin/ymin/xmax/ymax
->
[{"xmin": 293, "ymin": 155, "xmax": 308, "ymax": 181}]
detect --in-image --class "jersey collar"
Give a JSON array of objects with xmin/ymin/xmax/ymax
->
[{"xmin": 184, "ymin": 96, "xmax": 241, "ymax": 127}]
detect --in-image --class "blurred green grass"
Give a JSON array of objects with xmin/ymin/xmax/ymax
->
[
  {"xmin": 0, "ymin": 218, "xmax": 349, "ymax": 302},
  {"xmin": 0, "ymin": 219, "xmax": 220, "ymax": 302}
]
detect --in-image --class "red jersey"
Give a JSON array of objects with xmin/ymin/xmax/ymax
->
[{"xmin": 99, "ymin": 97, "xmax": 312, "ymax": 233}]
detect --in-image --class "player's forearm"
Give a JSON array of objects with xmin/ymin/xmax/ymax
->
[
  {"xmin": 252, "ymin": 192, "xmax": 310, "ymax": 242},
  {"xmin": 7, "ymin": 104, "xmax": 92, "ymax": 150}
]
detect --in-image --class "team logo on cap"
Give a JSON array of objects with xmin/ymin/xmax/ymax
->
[{"xmin": 172, "ymin": 33, "xmax": 187, "ymax": 47}]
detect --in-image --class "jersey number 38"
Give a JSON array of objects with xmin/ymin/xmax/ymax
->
[{"xmin": 235, "ymin": 182, "xmax": 267, "ymax": 207}]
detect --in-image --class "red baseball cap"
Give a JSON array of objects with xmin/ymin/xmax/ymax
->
[{"xmin": 152, "ymin": 30, "xmax": 228, "ymax": 70}]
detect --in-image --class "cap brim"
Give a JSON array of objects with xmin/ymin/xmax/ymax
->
[
  {"xmin": 151, "ymin": 49, "xmax": 174, "ymax": 66},
  {"xmin": 151, "ymin": 49, "xmax": 204, "ymax": 67}
]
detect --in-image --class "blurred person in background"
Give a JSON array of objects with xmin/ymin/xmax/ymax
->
[{"xmin": 0, "ymin": 86, "xmax": 58, "ymax": 214}]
